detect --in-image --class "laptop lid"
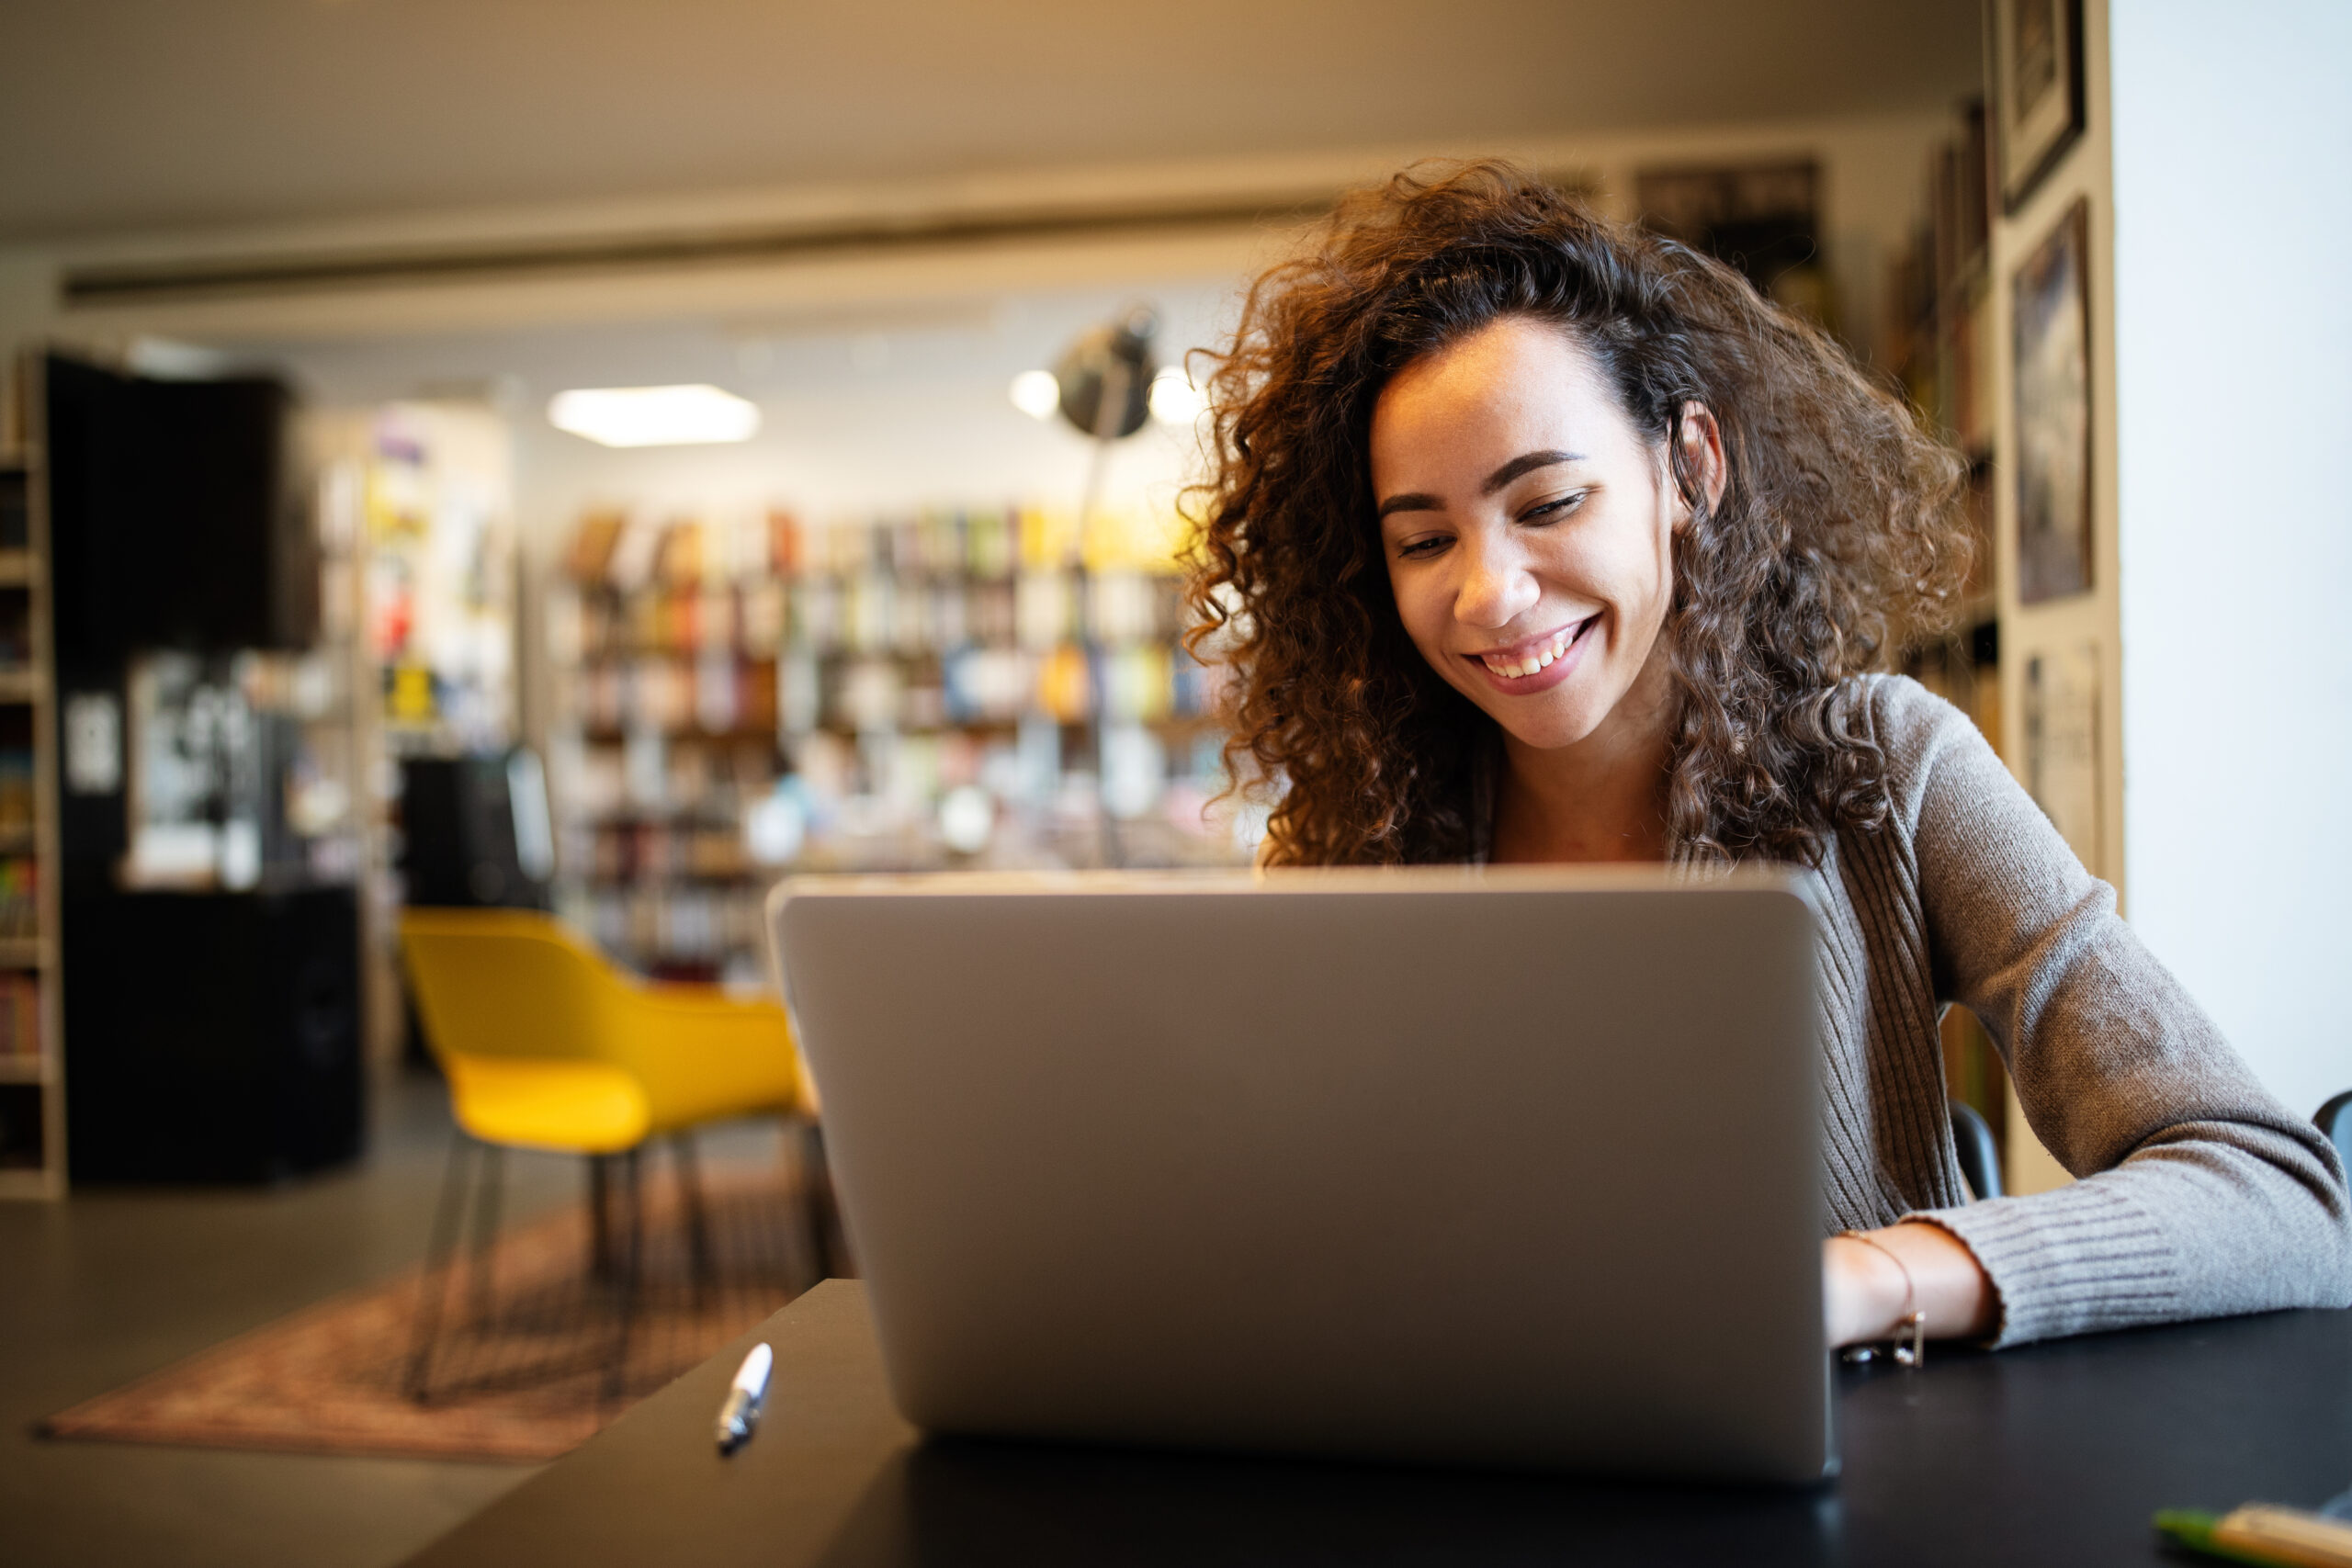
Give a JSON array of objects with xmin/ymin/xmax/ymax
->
[{"xmin": 771, "ymin": 867, "xmax": 1830, "ymax": 1483}]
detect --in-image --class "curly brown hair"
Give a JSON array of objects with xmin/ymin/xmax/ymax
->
[{"xmin": 1183, "ymin": 160, "xmax": 1972, "ymax": 867}]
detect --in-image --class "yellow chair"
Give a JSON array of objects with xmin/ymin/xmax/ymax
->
[{"xmin": 397, "ymin": 907, "xmax": 826, "ymax": 1401}]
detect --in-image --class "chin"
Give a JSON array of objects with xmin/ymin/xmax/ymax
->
[{"xmin": 1471, "ymin": 691, "xmax": 1611, "ymax": 752}]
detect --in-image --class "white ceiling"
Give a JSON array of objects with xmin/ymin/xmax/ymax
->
[{"xmin": 0, "ymin": 0, "xmax": 1981, "ymax": 243}]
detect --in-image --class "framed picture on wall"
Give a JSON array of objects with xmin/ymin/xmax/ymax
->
[
  {"xmin": 2024, "ymin": 641, "xmax": 2102, "ymax": 876},
  {"xmin": 1992, "ymin": 0, "xmax": 2085, "ymax": 211},
  {"xmin": 2013, "ymin": 199, "xmax": 2092, "ymax": 605}
]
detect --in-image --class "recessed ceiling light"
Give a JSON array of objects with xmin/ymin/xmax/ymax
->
[
  {"xmin": 1009, "ymin": 368, "xmax": 1061, "ymax": 421},
  {"xmin": 548, "ymin": 384, "xmax": 761, "ymax": 447}
]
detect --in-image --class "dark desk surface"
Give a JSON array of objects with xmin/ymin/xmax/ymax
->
[{"xmin": 403, "ymin": 1281, "xmax": 2352, "ymax": 1567}]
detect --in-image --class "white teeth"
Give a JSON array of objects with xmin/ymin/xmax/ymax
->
[{"xmin": 1481, "ymin": 622, "xmax": 1580, "ymax": 679}]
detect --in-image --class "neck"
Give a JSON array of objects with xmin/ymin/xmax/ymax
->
[{"xmin": 1489, "ymin": 642, "xmax": 1678, "ymax": 864}]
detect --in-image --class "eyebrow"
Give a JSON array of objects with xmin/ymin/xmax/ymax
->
[
  {"xmin": 1374, "ymin": 448, "xmax": 1588, "ymax": 520},
  {"xmin": 1482, "ymin": 449, "xmax": 1584, "ymax": 493}
]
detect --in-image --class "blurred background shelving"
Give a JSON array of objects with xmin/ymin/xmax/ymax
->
[
  {"xmin": 312, "ymin": 401, "xmax": 518, "ymax": 1064},
  {"xmin": 0, "ymin": 354, "xmax": 64, "ymax": 1196},
  {"xmin": 1881, "ymin": 98, "xmax": 2009, "ymax": 1165},
  {"xmin": 546, "ymin": 503, "xmax": 1246, "ymax": 983}
]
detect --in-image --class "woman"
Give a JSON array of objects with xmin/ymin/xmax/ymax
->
[{"xmin": 1185, "ymin": 161, "xmax": 2350, "ymax": 1350}]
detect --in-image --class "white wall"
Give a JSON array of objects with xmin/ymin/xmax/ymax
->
[
  {"xmin": 2111, "ymin": 1, "xmax": 2352, "ymax": 1119},
  {"xmin": 265, "ymin": 282, "xmax": 1242, "ymax": 537}
]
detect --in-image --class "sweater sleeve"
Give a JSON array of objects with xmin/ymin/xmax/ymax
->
[{"xmin": 1872, "ymin": 678, "xmax": 2351, "ymax": 1347}]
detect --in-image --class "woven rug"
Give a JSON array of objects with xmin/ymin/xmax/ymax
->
[{"xmin": 41, "ymin": 1164, "xmax": 826, "ymax": 1463}]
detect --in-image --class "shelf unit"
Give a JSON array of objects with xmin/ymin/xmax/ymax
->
[
  {"xmin": 547, "ymin": 508, "xmax": 1247, "ymax": 982},
  {"xmin": 311, "ymin": 401, "xmax": 518, "ymax": 1069},
  {"xmin": 1882, "ymin": 102, "xmax": 2013, "ymax": 1166},
  {"xmin": 0, "ymin": 352, "xmax": 65, "ymax": 1197}
]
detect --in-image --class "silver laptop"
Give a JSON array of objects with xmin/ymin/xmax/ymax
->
[{"xmin": 768, "ymin": 866, "xmax": 1830, "ymax": 1483}]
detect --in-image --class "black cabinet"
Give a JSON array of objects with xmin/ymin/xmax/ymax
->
[
  {"xmin": 42, "ymin": 351, "xmax": 363, "ymax": 1184},
  {"xmin": 62, "ymin": 886, "xmax": 362, "ymax": 1183},
  {"xmin": 43, "ymin": 354, "xmax": 318, "ymax": 659}
]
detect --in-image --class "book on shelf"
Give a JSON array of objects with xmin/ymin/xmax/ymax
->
[
  {"xmin": 0, "ymin": 748, "xmax": 30, "ymax": 836},
  {"xmin": 0, "ymin": 973, "xmax": 40, "ymax": 1058},
  {"xmin": 0, "ymin": 855, "xmax": 36, "ymax": 938}
]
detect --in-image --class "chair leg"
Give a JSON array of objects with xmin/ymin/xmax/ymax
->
[
  {"xmin": 587, "ymin": 1154, "xmax": 616, "ymax": 1281},
  {"xmin": 406, "ymin": 1131, "xmax": 477, "ymax": 1404},
  {"xmin": 605, "ymin": 1145, "xmax": 644, "ymax": 1403},
  {"xmin": 467, "ymin": 1143, "xmax": 506, "ymax": 1327},
  {"xmin": 797, "ymin": 1119, "xmax": 839, "ymax": 1282},
  {"xmin": 673, "ymin": 1132, "xmax": 714, "ymax": 1310}
]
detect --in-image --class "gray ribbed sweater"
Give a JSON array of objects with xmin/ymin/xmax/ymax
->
[{"xmin": 1488, "ymin": 673, "xmax": 2352, "ymax": 1347}]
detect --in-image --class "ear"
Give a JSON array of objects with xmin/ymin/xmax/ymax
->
[{"xmin": 1669, "ymin": 401, "xmax": 1728, "ymax": 533}]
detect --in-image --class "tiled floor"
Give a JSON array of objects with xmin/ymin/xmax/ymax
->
[{"xmin": 0, "ymin": 1072, "xmax": 780, "ymax": 1568}]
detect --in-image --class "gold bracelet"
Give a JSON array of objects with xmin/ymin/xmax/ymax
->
[{"xmin": 1838, "ymin": 1229, "xmax": 1928, "ymax": 1368}]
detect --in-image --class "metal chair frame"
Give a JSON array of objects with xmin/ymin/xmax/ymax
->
[
  {"xmin": 404, "ymin": 1120, "xmax": 836, "ymax": 1405},
  {"xmin": 1950, "ymin": 1100, "xmax": 2005, "ymax": 1201},
  {"xmin": 2317, "ymin": 1089, "xmax": 2352, "ymax": 1170}
]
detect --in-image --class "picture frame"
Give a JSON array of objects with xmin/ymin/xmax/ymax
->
[
  {"xmin": 2013, "ymin": 198, "xmax": 2093, "ymax": 606},
  {"xmin": 2023, "ymin": 641, "xmax": 2102, "ymax": 876},
  {"xmin": 1991, "ymin": 0, "xmax": 2086, "ymax": 213}
]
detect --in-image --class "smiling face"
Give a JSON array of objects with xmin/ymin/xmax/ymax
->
[{"xmin": 1371, "ymin": 317, "xmax": 1702, "ymax": 760}]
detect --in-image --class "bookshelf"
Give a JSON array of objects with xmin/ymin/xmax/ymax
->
[
  {"xmin": 311, "ymin": 402, "xmax": 517, "ymax": 1066},
  {"xmin": 0, "ymin": 352, "xmax": 65, "ymax": 1197},
  {"xmin": 547, "ymin": 506, "xmax": 1246, "ymax": 982},
  {"xmin": 1883, "ymin": 101, "xmax": 2013, "ymax": 1164},
  {"xmin": 1890, "ymin": 96, "xmax": 2000, "ymax": 663}
]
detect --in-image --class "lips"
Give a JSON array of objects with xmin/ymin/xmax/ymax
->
[{"xmin": 1464, "ymin": 615, "xmax": 1598, "ymax": 694}]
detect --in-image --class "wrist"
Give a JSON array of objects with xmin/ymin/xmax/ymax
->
[
  {"xmin": 1825, "ymin": 1221, "xmax": 2000, "ymax": 1348},
  {"xmin": 1826, "ymin": 1234, "xmax": 1913, "ymax": 1345}
]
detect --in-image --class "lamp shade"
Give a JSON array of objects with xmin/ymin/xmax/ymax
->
[{"xmin": 1052, "ymin": 307, "xmax": 1158, "ymax": 441}]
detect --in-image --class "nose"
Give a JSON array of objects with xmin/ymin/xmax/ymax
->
[{"xmin": 1452, "ymin": 528, "xmax": 1541, "ymax": 632}]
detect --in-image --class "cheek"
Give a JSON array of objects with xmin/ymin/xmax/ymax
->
[
  {"xmin": 1636, "ymin": 523, "xmax": 1679, "ymax": 619},
  {"xmin": 1549, "ymin": 513, "xmax": 1675, "ymax": 628}
]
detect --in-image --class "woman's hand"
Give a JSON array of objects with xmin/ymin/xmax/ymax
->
[{"xmin": 1824, "ymin": 1222, "xmax": 1999, "ymax": 1348}]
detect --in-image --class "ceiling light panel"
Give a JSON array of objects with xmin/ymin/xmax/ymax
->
[{"xmin": 548, "ymin": 384, "xmax": 761, "ymax": 447}]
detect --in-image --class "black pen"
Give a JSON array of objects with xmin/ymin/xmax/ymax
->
[{"xmin": 715, "ymin": 1343, "xmax": 773, "ymax": 1454}]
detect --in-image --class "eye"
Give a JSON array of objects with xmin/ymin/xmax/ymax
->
[
  {"xmin": 1518, "ymin": 489, "xmax": 1590, "ymax": 525},
  {"xmin": 1394, "ymin": 534, "xmax": 1452, "ymax": 560}
]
